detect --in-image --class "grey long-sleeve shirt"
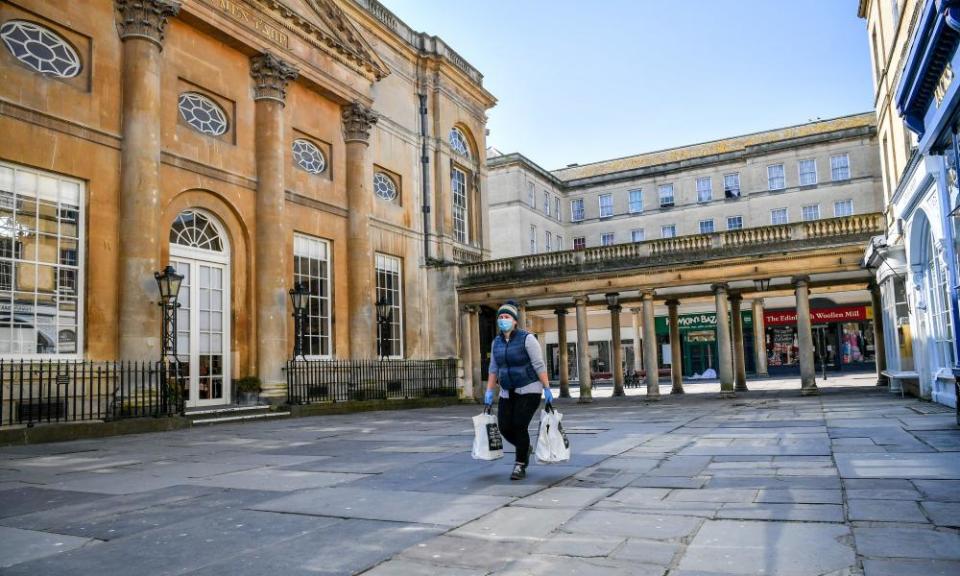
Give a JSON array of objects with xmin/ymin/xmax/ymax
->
[{"xmin": 488, "ymin": 332, "xmax": 546, "ymax": 398}]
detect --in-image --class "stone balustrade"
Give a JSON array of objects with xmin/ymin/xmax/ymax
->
[
  {"xmin": 459, "ymin": 213, "xmax": 884, "ymax": 285},
  {"xmin": 452, "ymin": 245, "xmax": 483, "ymax": 264}
]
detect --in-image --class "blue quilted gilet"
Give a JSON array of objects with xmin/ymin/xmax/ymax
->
[{"xmin": 492, "ymin": 329, "xmax": 539, "ymax": 390}]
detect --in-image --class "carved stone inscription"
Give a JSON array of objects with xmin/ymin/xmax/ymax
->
[{"xmin": 214, "ymin": 0, "xmax": 289, "ymax": 48}]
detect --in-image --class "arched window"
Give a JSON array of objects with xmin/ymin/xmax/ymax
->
[
  {"xmin": 1, "ymin": 21, "xmax": 81, "ymax": 78},
  {"xmin": 177, "ymin": 93, "xmax": 229, "ymax": 137},
  {"xmin": 170, "ymin": 210, "xmax": 224, "ymax": 252},
  {"xmin": 449, "ymin": 127, "xmax": 472, "ymax": 159}
]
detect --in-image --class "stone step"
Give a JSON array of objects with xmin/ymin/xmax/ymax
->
[{"xmin": 190, "ymin": 410, "xmax": 291, "ymax": 426}]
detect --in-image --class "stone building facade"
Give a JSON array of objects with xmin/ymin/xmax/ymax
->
[
  {"xmin": 0, "ymin": 0, "xmax": 494, "ymax": 406},
  {"xmin": 859, "ymin": 0, "xmax": 960, "ymax": 410},
  {"xmin": 488, "ymin": 114, "xmax": 882, "ymax": 257},
  {"xmin": 480, "ymin": 115, "xmax": 885, "ymax": 387}
]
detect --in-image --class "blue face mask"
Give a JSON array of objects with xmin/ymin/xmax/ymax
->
[{"xmin": 498, "ymin": 318, "xmax": 515, "ymax": 332}]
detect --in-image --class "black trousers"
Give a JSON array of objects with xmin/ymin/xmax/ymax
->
[{"xmin": 497, "ymin": 391, "xmax": 541, "ymax": 465}]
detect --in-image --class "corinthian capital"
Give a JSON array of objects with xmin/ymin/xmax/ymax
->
[
  {"xmin": 115, "ymin": 0, "xmax": 181, "ymax": 47},
  {"xmin": 341, "ymin": 102, "xmax": 379, "ymax": 144},
  {"xmin": 250, "ymin": 52, "xmax": 299, "ymax": 104}
]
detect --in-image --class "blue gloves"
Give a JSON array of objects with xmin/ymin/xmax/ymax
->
[
  {"xmin": 543, "ymin": 386, "xmax": 554, "ymax": 403},
  {"xmin": 484, "ymin": 389, "xmax": 495, "ymax": 406}
]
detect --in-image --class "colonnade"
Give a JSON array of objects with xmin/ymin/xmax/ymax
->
[{"xmin": 460, "ymin": 276, "xmax": 821, "ymax": 400}]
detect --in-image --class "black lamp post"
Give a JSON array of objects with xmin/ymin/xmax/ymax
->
[
  {"xmin": 289, "ymin": 282, "xmax": 308, "ymax": 360},
  {"xmin": 376, "ymin": 297, "xmax": 393, "ymax": 360},
  {"xmin": 753, "ymin": 278, "xmax": 771, "ymax": 292},
  {"xmin": 154, "ymin": 265, "xmax": 184, "ymax": 362}
]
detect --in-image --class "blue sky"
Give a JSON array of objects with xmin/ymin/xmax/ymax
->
[{"xmin": 383, "ymin": 0, "xmax": 875, "ymax": 171}]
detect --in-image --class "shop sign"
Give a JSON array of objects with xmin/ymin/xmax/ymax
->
[
  {"xmin": 764, "ymin": 306, "xmax": 868, "ymax": 326},
  {"xmin": 655, "ymin": 311, "xmax": 752, "ymax": 334}
]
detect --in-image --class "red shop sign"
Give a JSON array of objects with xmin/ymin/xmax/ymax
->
[{"xmin": 764, "ymin": 306, "xmax": 867, "ymax": 326}]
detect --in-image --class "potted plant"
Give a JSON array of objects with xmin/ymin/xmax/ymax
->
[{"xmin": 235, "ymin": 376, "xmax": 262, "ymax": 406}]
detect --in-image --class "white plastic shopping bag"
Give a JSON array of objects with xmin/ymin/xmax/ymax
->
[
  {"xmin": 472, "ymin": 407, "xmax": 504, "ymax": 460},
  {"xmin": 535, "ymin": 404, "xmax": 571, "ymax": 464}
]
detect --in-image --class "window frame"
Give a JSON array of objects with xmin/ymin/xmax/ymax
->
[
  {"xmin": 658, "ymin": 183, "xmax": 675, "ymax": 208},
  {"xmin": 798, "ymin": 159, "xmax": 818, "ymax": 186},
  {"xmin": 770, "ymin": 208, "xmax": 789, "ymax": 225},
  {"xmin": 802, "ymin": 204, "xmax": 821, "ymax": 221},
  {"xmin": 375, "ymin": 253, "xmax": 404, "ymax": 359},
  {"xmin": 293, "ymin": 234, "xmax": 333, "ymax": 360},
  {"xmin": 699, "ymin": 219, "xmax": 715, "ymax": 234},
  {"xmin": 0, "ymin": 161, "xmax": 85, "ymax": 359},
  {"xmin": 831, "ymin": 153, "xmax": 851, "ymax": 181},
  {"xmin": 598, "ymin": 193, "xmax": 614, "ymax": 218},
  {"xmin": 661, "ymin": 224, "xmax": 677, "ymax": 238},
  {"xmin": 545, "ymin": 230, "xmax": 552, "ymax": 251},
  {"xmin": 570, "ymin": 198, "xmax": 585, "ymax": 222},
  {"xmin": 600, "ymin": 232, "xmax": 615, "ymax": 246},
  {"xmin": 833, "ymin": 199, "xmax": 854, "ymax": 217},
  {"xmin": 767, "ymin": 164, "xmax": 785, "ymax": 191},
  {"xmin": 573, "ymin": 236, "xmax": 586, "ymax": 250},
  {"xmin": 628, "ymin": 189, "xmax": 643, "ymax": 213},
  {"xmin": 529, "ymin": 224, "xmax": 537, "ymax": 254},
  {"xmin": 451, "ymin": 166, "xmax": 468, "ymax": 243},
  {"xmin": 631, "ymin": 228, "xmax": 645, "ymax": 243},
  {"xmin": 726, "ymin": 216, "xmax": 743, "ymax": 230},
  {"xmin": 723, "ymin": 172, "xmax": 741, "ymax": 198},
  {"xmin": 696, "ymin": 177, "xmax": 712, "ymax": 203}
]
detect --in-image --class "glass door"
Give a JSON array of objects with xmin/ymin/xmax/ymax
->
[{"xmin": 171, "ymin": 258, "xmax": 230, "ymax": 407}]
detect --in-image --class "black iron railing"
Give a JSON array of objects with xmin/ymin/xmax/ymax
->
[
  {"xmin": 286, "ymin": 358, "xmax": 459, "ymax": 405},
  {"xmin": 0, "ymin": 360, "xmax": 184, "ymax": 428}
]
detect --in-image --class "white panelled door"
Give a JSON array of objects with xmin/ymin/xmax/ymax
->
[{"xmin": 169, "ymin": 210, "xmax": 231, "ymax": 408}]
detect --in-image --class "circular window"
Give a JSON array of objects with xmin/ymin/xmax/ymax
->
[
  {"xmin": 177, "ymin": 92, "xmax": 228, "ymax": 137},
  {"xmin": 373, "ymin": 172, "xmax": 397, "ymax": 201},
  {"xmin": 449, "ymin": 127, "xmax": 471, "ymax": 159},
  {"xmin": 1, "ymin": 20, "xmax": 81, "ymax": 78},
  {"xmin": 292, "ymin": 139, "xmax": 326, "ymax": 174}
]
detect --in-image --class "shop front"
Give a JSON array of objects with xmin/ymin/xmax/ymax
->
[
  {"xmin": 654, "ymin": 311, "xmax": 755, "ymax": 378},
  {"xmin": 765, "ymin": 305, "xmax": 876, "ymax": 374}
]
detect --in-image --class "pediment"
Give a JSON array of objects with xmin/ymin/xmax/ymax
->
[{"xmin": 260, "ymin": 0, "xmax": 389, "ymax": 81}]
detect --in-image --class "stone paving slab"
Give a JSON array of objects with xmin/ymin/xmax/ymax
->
[
  {"xmin": 677, "ymin": 520, "xmax": 855, "ymax": 576},
  {"xmin": 251, "ymin": 486, "xmax": 512, "ymax": 527},
  {"xmin": 0, "ymin": 525, "xmax": 99, "ymax": 568},
  {"xmin": 0, "ymin": 376, "xmax": 958, "ymax": 575}
]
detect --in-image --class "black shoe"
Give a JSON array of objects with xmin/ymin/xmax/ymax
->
[{"xmin": 510, "ymin": 462, "xmax": 526, "ymax": 480}]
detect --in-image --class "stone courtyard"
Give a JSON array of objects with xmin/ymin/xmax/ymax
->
[{"xmin": 1, "ymin": 373, "xmax": 958, "ymax": 576}]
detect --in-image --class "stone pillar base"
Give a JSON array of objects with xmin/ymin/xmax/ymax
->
[
  {"xmin": 645, "ymin": 395, "xmax": 661, "ymax": 402},
  {"xmin": 719, "ymin": 390, "xmax": 736, "ymax": 399},
  {"xmin": 260, "ymin": 381, "xmax": 288, "ymax": 404},
  {"xmin": 612, "ymin": 389, "xmax": 625, "ymax": 397},
  {"xmin": 577, "ymin": 396, "xmax": 593, "ymax": 404},
  {"xmin": 735, "ymin": 383, "xmax": 749, "ymax": 392},
  {"xmin": 671, "ymin": 386, "xmax": 685, "ymax": 394},
  {"xmin": 800, "ymin": 385, "xmax": 820, "ymax": 396}
]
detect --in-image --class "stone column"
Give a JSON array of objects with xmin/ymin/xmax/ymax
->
[
  {"xmin": 752, "ymin": 299, "xmax": 769, "ymax": 376},
  {"xmin": 460, "ymin": 305, "xmax": 475, "ymax": 400},
  {"xmin": 794, "ymin": 276, "xmax": 819, "ymax": 395},
  {"xmin": 631, "ymin": 307, "xmax": 643, "ymax": 374},
  {"xmin": 251, "ymin": 53, "xmax": 298, "ymax": 397},
  {"xmin": 714, "ymin": 283, "xmax": 735, "ymax": 398},
  {"xmin": 575, "ymin": 297, "xmax": 592, "ymax": 403},
  {"xmin": 518, "ymin": 301, "xmax": 528, "ymax": 332},
  {"xmin": 666, "ymin": 299, "xmax": 684, "ymax": 394},
  {"xmin": 608, "ymin": 297, "xmax": 625, "ymax": 396},
  {"xmin": 343, "ymin": 103, "xmax": 379, "ymax": 358},
  {"xmin": 556, "ymin": 308, "xmax": 571, "ymax": 398},
  {"xmin": 115, "ymin": 0, "xmax": 181, "ymax": 360},
  {"xmin": 869, "ymin": 281, "xmax": 888, "ymax": 387},
  {"xmin": 730, "ymin": 293, "xmax": 748, "ymax": 391},
  {"xmin": 468, "ymin": 306, "xmax": 482, "ymax": 399},
  {"xmin": 641, "ymin": 292, "xmax": 660, "ymax": 400}
]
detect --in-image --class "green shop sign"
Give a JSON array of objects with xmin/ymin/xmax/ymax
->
[{"xmin": 655, "ymin": 311, "xmax": 753, "ymax": 335}]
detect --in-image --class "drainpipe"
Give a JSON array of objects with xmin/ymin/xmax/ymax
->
[{"xmin": 419, "ymin": 92, "xmax": 432, "ymax": 264}]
